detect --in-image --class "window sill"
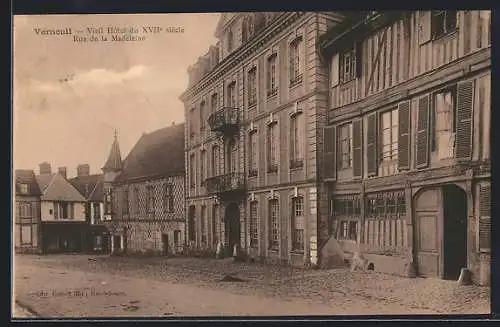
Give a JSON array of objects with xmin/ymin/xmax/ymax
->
[
  {"xmin": 432, "ymin": 30, "xmax": 458, "ymax": 43},
  {"xmin": 266, "ymin": 90, "xmax": 278, "ymax": 99}
]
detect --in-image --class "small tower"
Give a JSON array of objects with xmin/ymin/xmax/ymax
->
[{"xmin": 102, "ymin": 129, "xmax": 123, "ymax": 221}]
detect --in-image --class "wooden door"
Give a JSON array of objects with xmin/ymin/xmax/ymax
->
[{"xmin": 414, "ymin": 188, "xmax": 443, "ymax": 278}]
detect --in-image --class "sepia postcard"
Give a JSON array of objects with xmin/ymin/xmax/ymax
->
[{"xmin": 12, "ymin": 11, "xmax": 491, "ymax": 319}]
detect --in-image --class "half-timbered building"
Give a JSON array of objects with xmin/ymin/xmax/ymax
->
[
  {"xmin": 319, "ymin": 10, "xmax": 491, "ymax": 285},
  {"xmin": 180, "ymin": 12, "xmax": 346, "ymax": 266},
  {"xmin": 104, "ymin": 124, "xmax": 186, "ymax": 255}
]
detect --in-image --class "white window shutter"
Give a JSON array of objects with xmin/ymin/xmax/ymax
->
[{"xmin": 331, "ymin": 53, "xmax": 340, "ymax": 87}]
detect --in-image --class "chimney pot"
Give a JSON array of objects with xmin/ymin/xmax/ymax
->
[
  {"xmin": 77, "ymin": 164, "xmax": 90, "ymax": 177},
  {"xmin": 39, "ymin": 162, "xmax": 52, "ymax": 175},
  {"xmin": 58, "ymin": 167, "xmax": 67, "ymax": 179}
]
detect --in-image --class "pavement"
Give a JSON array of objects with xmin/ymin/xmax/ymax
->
[{"xmin": 12, "ymin": 254, "xmax": 491, "ymax": 318}]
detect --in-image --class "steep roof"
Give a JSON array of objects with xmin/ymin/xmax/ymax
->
[
  {"xmin": 114, "ymin": 123, "xmax": 185, "ymax": 183},
  {"xmin": 102, "ymin": 133, "xmax": 123, "ymax": 172},
  {"xmin": 36, "ymin": 173, "xmax": 87, "ymax": 202},
  {"xmin": 68, "ymin": 174, "xmax": 104, "ymax": 202},
  {"xmin": 15, "ymin": 170, "xmax": 42, "ymax": 196}
]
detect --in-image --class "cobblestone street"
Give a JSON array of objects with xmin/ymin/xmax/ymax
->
[{"xmin": 13, "ymin": 254, "xmax": 490, "ymax": 318}]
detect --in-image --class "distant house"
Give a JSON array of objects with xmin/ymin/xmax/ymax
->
[
  {"xmin": 104, "ymin": 123, "xmax": 186, "ymax": 255},
  {"xmin": 14, "ymin": 169, "xmax": 42, "ymax": 254},
  {"xmin": 68, "ymin": 164, "xmax": 108, "ymax": 253},
  {"xmin": 35, "ymin": 162, "xmax": 88, "ymax": 253}
]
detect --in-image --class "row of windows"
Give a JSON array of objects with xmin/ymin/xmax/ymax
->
[
  {"xmin": 189, "ymin": 112, "xmax": 304, "ymax": 185},
  {"xmin": 336, "ymin": 11, "xmax": 460, "ymax": 87},
  {"xmin": 188, "ymin": 197, "xmax": 306, "ymax": 253},
  {"xmin": 331, "ymin": 192, "xmax": 406, "ymax": 219},
  {"xmin": 189, "ymin": 36, "xmax": 304, "ymax": 139},
  {"xmin": 333, "ymin": 85, "xmax": 461, "ymax": 178},
  {"xmin": 105, "ymin": 185, "xmax": 175, "ymax": 216}
]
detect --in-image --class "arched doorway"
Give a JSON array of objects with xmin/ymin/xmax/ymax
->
[
  {"xmin": 224, "ymin": 202, "xmax": 240, "ymax": 256},
  {"xmin": 413, "ymin": 185, "xmax": 468, "ymax": 280}
]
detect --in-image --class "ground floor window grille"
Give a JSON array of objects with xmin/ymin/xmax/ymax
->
[
  {"xmin": 291, "ymin": 197, "xmax": 305, "ymax": 252},
  {"xmin": 332, "ymin": 195, "xmax": 361, "ymax": 241},
  {"xmin": 250, "ymin": 201, "xmax": 258, "ymax": 248},
  {"xmin": 269, "ymin": 199, "xmax": 279, "ymax": 250},
  {"xmin": 366, "ymin": 190, "xmax": 406, "ymax": 219}
]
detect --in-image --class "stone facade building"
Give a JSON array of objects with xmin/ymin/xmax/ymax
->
[
  {"xmin": 319, "ymin": 11, "xmax": 491, "ymax": 285},
  {"xmin": 180, "ymin": 12, "xmax": 346, "ymax": 266},
  {"xmin": 104, "ymin": 124, "xmax": 186, "ymax": 255},
  {"xmin": 14, "ymin": 169, "xmax": 42, "ymax": 254}
]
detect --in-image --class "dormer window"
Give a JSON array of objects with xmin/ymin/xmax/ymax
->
[
  {"xmin": 19, "ymin": 183, "xmax": 28, "ymax": 194},
  {"xmin": 340, "ymin": 42, "xmax": 362, "ymax": 84}
]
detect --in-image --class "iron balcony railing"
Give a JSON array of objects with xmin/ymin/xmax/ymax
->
[
  {"xmin": 205, "ymin": 172, "xmax": 246, "ymax": 195},
  {"xmin": 207, "ymin": 107, "xmax": 240, "ymax": 133}
]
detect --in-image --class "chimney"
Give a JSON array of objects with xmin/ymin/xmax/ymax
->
[
  {"xmin": 39, "ymin": 162, "xmax": 52, "ymax": 175},
  {"xmin": 77, "ymin": 164, "xmax": 90, "ymax": 177},
  {"xmin": 58, "ymin": 167, "xmax": 67, "ymax": 179}
]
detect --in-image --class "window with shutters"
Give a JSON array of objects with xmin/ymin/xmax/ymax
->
[
  {"xmin": 291, "ymin": 197, "xmax": 305, "ymax": 252},
  {"xmin": 211, "ymin": 93, "xmax": 218, "ymax": 113},
  {"xmin": 478, "ymin": 183, "xmax": 491, "ymax": 251},
  {"xmin": 200, "ymin": 150, "xmax": 206, "ymax": 185},
  {"xmin": 338, "ymin": 123, "xmax": 353, "ymax": 169},
  {"xmin": 54, "ymin": 202, "xmax": 73, "ymax": 220},
  {"xmin": 340, "ymin": 48, "xmax": 356, "ymax": 83},
  {"xmin": 250, "ymin": 201, "xmax": 258, "ymax": 248},
  {"xmin": 18, "ymin": 202, "xmax": 33, "ymax": 223},
  {"xmin": 339, "ymin": 43, "xmax": 362, "ymax": 83},
  {"xmin": 290, "ymin": 112, "xmax": 304, "ymax": 169},
  {"xmin": 248, "ymin": 130, "xmax": 258, "ymax": 177},
  {"xmin": 212, "ymin": 204, "xmax": 218, "ymax": 244},
  {"xmin": 189, "ymin": 154, "xmax": 195, "ymax": 188},
  {"xmin": 289, "ymin": 37, "xmax": 303, "ymax": 87},
  {"xmin": 269, "ymin": 199, "xmax": 279, "ymax": 250},
  {"xmin": 432, "ymin": 87, "xmax": 457, "ymax": 160},
  {"xmin": 134, "ymin": 187, "xmax": 140, "ymax": 214},
  {"xmin": 323, "ymin": 126, "xmax": 337, "ymax": 179},
  {"xmin": 227, "ymin": 81, "xmax": 237, "ymax": 107},
  {"xmin": 379, "ymin": 108, "xmax": 399, "ymax": 176},
  {"xmin": 267, "ymin": 122, "xmax": 278, "ymax": 173},
  {"xmin": 201, "ymin": 205, "xmax": 207, "ymax": 244},
  {"xmin": 104, "ymin": 190, "xmax": 113, "ymax": 215},
  {"xmin": 227, "ymin": 29, "xmax": 233, "ymax": 53},
  {"xmin": 146, "ymin": 186, "xmax": 155, "ymax": 214},
  {"xmin": 267, "ymin": 54, "xmax": 278, "ymax": 97},
  {"xmin": 189, "ymin": 108, "xmax": 195, "ymax": 141},
  {"xmin": 212, "ymin": 145, "xmax": 220, "ymax": 176},
  {"xmin": 199, "ymin": 101, "xmax": 206, "ymax": 132},
  {"xmin": 188, "ymin": 205, "xmax": 196, "ymax": 241},
  {"xmin": 431, "ymin": 10, "xmax": 457, "ymax": 39},
  {"xmin": 122, "ymin": 189, "xmax": 129, "ymax": 215},
  {"xmin": 93, "ymin": 202, "xmax": 101, "ymax": 220},
  {"xmin": 247, "ymin": 67, "xmax": 257, "ymax": 107},
  {"xmin": 164, "ymin": 184, "xmax": 174, "ymax": 213}
]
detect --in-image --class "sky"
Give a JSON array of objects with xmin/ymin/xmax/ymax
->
[{"xmin": 13, "ymin": 13, "xmax": 220, "ymax": 177}]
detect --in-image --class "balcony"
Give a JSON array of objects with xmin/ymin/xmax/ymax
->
[
  {"xmin": 205, "ymin": 172, "xmax": 246, "ymax": 200},
  {"xmin": 208, "ymin": 107, "xmax": 240, "ymax": 136}
]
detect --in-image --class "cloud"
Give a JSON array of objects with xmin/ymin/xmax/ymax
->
[
  {"xmin": 69, "ymin": 65, "xmax": 148, "ymax": 86},
  {"xmin": 26, "ymin": 65, "xmax": 149, "ymax": 94}
]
